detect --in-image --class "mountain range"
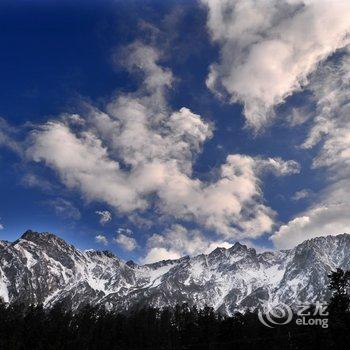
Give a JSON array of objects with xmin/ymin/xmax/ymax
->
[{"xmin": 1, "ymin": 230, "xmax": 349, "ymax": 314}]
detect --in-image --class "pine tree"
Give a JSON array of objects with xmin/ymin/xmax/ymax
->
[{"xmin": 328, "ymin": 268, "xmax": 350, "ymax": 314}]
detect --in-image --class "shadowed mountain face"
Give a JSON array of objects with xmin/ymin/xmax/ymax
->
[{"xmin": 1, "ymin": 230, "xmax": 349, "ymax": 314}]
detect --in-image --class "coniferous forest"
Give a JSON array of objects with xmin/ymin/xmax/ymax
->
[{"xmin": 0, "ymin": 269, "xmax": 349, "ymax": 350}]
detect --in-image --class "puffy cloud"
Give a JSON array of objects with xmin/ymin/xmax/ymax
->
[
  {"xmin": 27, "ymin": 121, "xmax": 144, "ymax": 213},
  {"xmin": 272, "ymin": 203, "xmax": 350, "ymax": 249},
  {"xmin": 114, "ymin": 231, "xmax": 138, "ymax": 252},
  {"xmin": 153, "ymin": 154, "xmax": 299, "ymax": 238},
  {"xmin": 256, "ymin": 157, "xmax": 300, "ymax": 176},
  {"xmin": 202, "ymin": 0, "xmax": 350, "ymax": 131},
  {"xmin": 95, "ymin": 210, "xmax": 112, "ymax": 225},
  {"xmin": 302, "ymin": 53, "xmax": 350, "ymax": 170},
  {"xmin": 292, "ymin": 189, "xmax": 311, "ymax": 201},
  {"xmin": 95, "ymin": 234, "xmax": 108, "ymax": 246},
  {"xmin": 117, "ymin": 228, "xmax": 133, "ymax": 236},
  {"xmin": 26, "ymin": 42, "xmax": 298, "ymax": 240},
  {"xmin": 141, "ymin": 224, "xmax": 232, "ymax": 264},
  {"xmin": 286, "ymin": 107, "xmax": 312, "ymax": 127},
  {"xmin": 272, "ymin": 51, "xmax": 350, "ymax": 248},
  {"xmin": 119, "ymin": 41, "xmax": 173, "ymax": 103},
  {"xmin": 141, "ymin": 248, "xmax": 180, "ymax": 264}
]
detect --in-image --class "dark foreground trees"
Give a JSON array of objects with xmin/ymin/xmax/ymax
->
[
  {"xmin": 0, "ymin": 269, "xmax": 349, "ymax": 350},
  {"xmin": 328, "ymin": 267, "xmax": 350, "ymax": 314}
]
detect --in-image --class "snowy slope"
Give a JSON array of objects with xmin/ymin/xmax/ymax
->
[{"xmin": 0, "ymin": 230, "xmax": 349, "ymax": 314}]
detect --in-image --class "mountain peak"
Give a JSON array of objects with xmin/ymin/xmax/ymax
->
[
  {"xmin": 2, "ymin": 230, "xmax": 350, "ymax": 314},
  {"xmin": 86, "ymin": 250, "xmax": 116, "ymax": 259},
  {"xmin": 21, "ymin": 229, "xmax": 40, "ymax": 240},
  {"xmin": 229, "ymin": 241, "xmax": 247, "ymax": 251},
  {"xmin": 19, "ymin": 230, "xmax": 72, "ymax": 250},
  {"xmin": 209, "ymin": 247, "xmax": 227, "ymax": 255},
  {"xmin": 126, "ymin": 260, "xmax": 138, "ymax": 268},
  {"xmin": 227, "ymin": 242, "xmax": 257, "ymax": 257},
  {"xmin": 144, "ymin": 255, "xmax": 190, "ymax": 269},
  {"xmin": 296, "ymin": 233, "xmax": 350, "ymax": 250}
]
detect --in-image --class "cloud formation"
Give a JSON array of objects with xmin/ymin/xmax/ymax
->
[
  {"xmin": 95, "ymin": 210, "xmax": 112, "ymax": 225},
  {"xmin": 202, "ymin": 0, "xmax": 350, "ymax": 131},
  {"xmin": 292, "ymin": 189, "xmax": 311, "ymax": 201},
  {"xmin": 272, "ymin": 51, "xmax": 350, "ymax": 248},
  {"xmin": 95, "ymin": 234, "xmax": 108, "ymax": 246},
  {"xmin": 26, "ymin": 42, "xmax": 299, "ymax": 240},
  {"xmin": 114, "ymin": 229, "xmax": 137, "ymax": 252},
  {"xmin": 142, "ymin": 224, "xmax": 232, "ymax": 264},
  {"xmin": 273, "ymin": 202, "xmax": 350, "ymax": 249},
  {"xmin": 198, "ymin": 1, "xmax": 350, "ymax": 249}
]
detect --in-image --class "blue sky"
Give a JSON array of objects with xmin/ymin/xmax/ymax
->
[{"xmin": 1, "ymin": 0, "xmax": 350, "ymax": 263}]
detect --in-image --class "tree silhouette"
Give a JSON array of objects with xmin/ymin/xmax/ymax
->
[
  {"xmin": 328, "ymin": 268, "xmax": 350, "ymax": 314},
  {"xmin": 326, "ymin": 268, "xmax": 350, "ymax": 348},
  {"xmin": 1, "ymin": 272, "xmax": 350, "ymax": 349}
]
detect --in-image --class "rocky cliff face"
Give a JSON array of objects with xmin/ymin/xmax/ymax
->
[{"xmin": 1, "ymin": 230, "xmax": 349, "ymax": 314}]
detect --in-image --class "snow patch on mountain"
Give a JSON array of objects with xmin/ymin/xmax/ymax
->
[{"xmin": 0, "ymin": 230, "xmax": 349, "ymax": 314}]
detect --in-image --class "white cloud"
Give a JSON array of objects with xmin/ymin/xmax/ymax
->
[
  {"xmin": 95, "ymin": 210, "xmax": 112, "ymax": 225},
  {"xmin": 26, "ymin": 42, "xmax": 299, "ymax": 240},
  {"xmin": 27, "ymin": 121, "xmax": 144, "ymax": 213},
  {"xmin": 141, "ymin": 224, "xmax": 232, "ymax": 264},
  {"xmin": 302, "ymin": 52, "xmax": 350, "ymax": 169},
  {"xmin": 292, "ymin": 189, "xmax": 311, "ymax": 201},
  {"xmin": 202, "ymin": 0, "xmax": 350, "ymax": 131},
  {"xmin": 287, "ymin": 107, "xmax": 312, "ymax": 127},
  {"xmin": 141, "ymin": 247, "xmax": 180, "ymax": 264},
  {"xmin": 114, "ymin": 233, "xmax": 138, "ymax": 252},
  {"xmin": 117, "ymin": 228, "xmax": 133, "ymax": 236},
  {"xmin": 272, "ymin": 203, "xmax": 350, "ymax": 249},
  {"xmin": 272, "ymin": 51, "xmax": 350, "ymax": 248},
  {"xmin": 95, "ymin": 234, "xmax": 108, "ymax": 246},
  {"xmin": 0, "ymin": 223, "xmax": 3, "ymax": 230},
  {"xmin": 152, "ymin": 154, "xmax": 299, "ymax": 238},
  {"xmin": 256, "ymin": 157, "xmax": 300, "ymax": 176}
]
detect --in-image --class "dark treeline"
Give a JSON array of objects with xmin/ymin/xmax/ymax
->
[{"xmin": 0, "ymin": 269, "xmax": 349, "ymax": 350}]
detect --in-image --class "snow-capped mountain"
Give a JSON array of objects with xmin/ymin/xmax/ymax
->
[{"xmin": 1, "ymin": 230, "xmax": 349, "ymax": 314}]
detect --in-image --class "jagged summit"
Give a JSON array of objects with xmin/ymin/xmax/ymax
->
[
  {"xmin": 85, "ymin": 249, "xmax": 117, "ymax": 259},
  {"xmin": 299, "ymin": 233, "xmax": 349, "ymax": 246},
  {"xmin": 20, "ymin": 230, "xmax": 72, "ymax": 248},
  {"xmin": 229, "ymin": 241, "xmax": 256, "ymax": 254},
  {"xmin": 1, "ymin": 231, "xmax": 350, "ymax": 313},
  {"xmin": 144, "ymin": 255, "xmax": 191, "ymax": 269},
  {"xmin": 21, "ymin": 229, "xmax": 37, "ymax": 238},
  {"xmin": 125, "ymin": 260, "xmax": 138, "ymax": 268}
]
